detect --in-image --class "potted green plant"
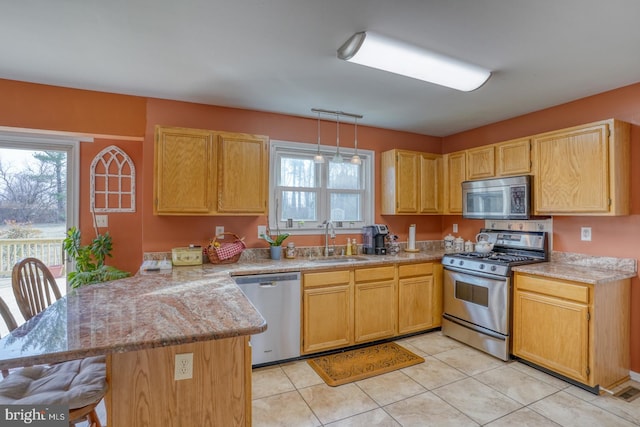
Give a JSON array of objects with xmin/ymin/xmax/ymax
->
[
  {"xmin": 63, "ymin": 226, "xmax": 130, "ymax": 288},
  {"xmin": 261, "ymin": 232, "xmax": 289, "ymax": 260}
]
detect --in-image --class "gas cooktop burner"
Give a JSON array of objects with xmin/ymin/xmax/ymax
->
[
  {"xmin": 456, "ymin": 252, "xmax": 536, "ymax": 263},
  {"xmin": 442, "ymin": 228, "xmax": 548, "ymax": 277}
]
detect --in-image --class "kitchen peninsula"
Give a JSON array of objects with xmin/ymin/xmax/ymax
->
[{"xmin": 0, "ymin": 267, "xmax": 267, "ymax": 426}]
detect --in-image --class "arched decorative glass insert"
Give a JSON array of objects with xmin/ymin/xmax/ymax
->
[{"xmin": 90, "ymin": 145, "xmax": 136, "ymax": 212}]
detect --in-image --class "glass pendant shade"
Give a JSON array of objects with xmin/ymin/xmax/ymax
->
[{"xmin": 351, "ymin": 117, "xmax": 362, "ymax": 165}]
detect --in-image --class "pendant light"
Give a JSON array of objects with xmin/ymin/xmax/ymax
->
[
  {"xmin": 332, "ymin": 114, "xmax": 343, "ymax": 163},
  {"xmin": 351, "ymin": 117, "xmax": 362, "ymax": 165},
  {"xmin": 313, "ymin": 111, "xmax": 324, "ymax": 163}
]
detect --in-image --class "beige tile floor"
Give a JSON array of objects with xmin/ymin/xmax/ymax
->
[{"xmin": 252, "ymin": 331, "xmax": 640, "ymax": 426}]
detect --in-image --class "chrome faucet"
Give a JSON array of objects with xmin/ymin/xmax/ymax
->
[{"xmin": 322, "ymin": 220, "xmax": 335, "ymax": 256}]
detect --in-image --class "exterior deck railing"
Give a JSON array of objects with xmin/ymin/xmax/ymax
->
[{"xmin": 0, "ymin": 238, "xmax": 64, "ymax": 277}]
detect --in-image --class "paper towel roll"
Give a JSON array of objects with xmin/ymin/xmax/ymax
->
[{"xmin": 408, "ymin": 224, "xmax": 416, "ymax": 250}]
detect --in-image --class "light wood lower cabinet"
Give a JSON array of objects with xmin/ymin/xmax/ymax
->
[
  {"xmin": 302, "ymin": 270, "xmax": 353, "ymax": 354},
  {"xmin": 354, "ymin": 266, "xmax": 397, "ymax": 342},
  {"xmin": 513, "ymin": 272, "xmax": 630, "ymax": 390},
  {"xmin": 398, "ymin": 262, "xmax": 442, "ymax": 334},
  {"xmin": 302, "ymin": 262, "xmax": 442, "ymax": 355},
  {"xmin": 107, "ymin": 336, "xmax": 251, "ymax": 426}
]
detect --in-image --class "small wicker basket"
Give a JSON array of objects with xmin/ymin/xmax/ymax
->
[{"xmin": 206, "ymin": 232, "xmax": 246, "ymax": 264}]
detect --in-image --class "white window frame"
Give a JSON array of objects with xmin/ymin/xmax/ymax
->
[{"xmin": 269, "ymin": 139, "xmax": 374, "ymax": 235}]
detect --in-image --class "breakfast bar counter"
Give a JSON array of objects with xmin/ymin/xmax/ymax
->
[{"xmin": 0, "ymin": 268, "xmax": 267, "ymax": 426}]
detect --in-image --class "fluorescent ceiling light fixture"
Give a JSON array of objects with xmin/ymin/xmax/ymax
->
[{"xmin": 337, "ymin": 31, "xmax": 491, "ymax": 92}]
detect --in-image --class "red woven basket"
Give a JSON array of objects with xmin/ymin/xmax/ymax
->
[{"xmin": 206, "ymin": 232, "xmax": 246, "ymax": 264}]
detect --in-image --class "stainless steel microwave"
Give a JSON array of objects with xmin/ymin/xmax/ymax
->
[{"xmin": 462, "ymin": 175, "xmax": 531, "ymax": 220}]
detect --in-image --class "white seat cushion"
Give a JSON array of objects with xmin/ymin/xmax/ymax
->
[{"xmin": 0, "ymin": 356, "xmax": 107, "ymax": 409}]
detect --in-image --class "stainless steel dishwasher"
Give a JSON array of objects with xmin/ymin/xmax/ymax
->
[{"xmin": 234, "ymin": 272, "xmax": 301, "ymax": 366}]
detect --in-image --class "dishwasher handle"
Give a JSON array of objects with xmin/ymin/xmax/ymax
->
[{"xmin": 259, "ymin": 281, "xmax": 278, "ymax": 288}]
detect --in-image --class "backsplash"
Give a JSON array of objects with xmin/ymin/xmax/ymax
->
[{"xmin": 143, "ymin": 240, "xmax": 445, "ymax": 263}]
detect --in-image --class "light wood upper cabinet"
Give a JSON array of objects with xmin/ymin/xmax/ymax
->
[
  {"xmin": 419, "ymin": 153, "xmax": 443, "ymax": 213},
  {"xmin": 513, "ymin": 272, "xmax": 630, "ymax": 390},
  {"xmin": 154, "ymin": 126, "xmax": 269, "ymax": 215},
  {"xmin": 532, "ymin": 119, "xmax": 630, "ymax": 215},
  {"xmin": 444, "ymin": 151, "xmax": 466, "ymax": 214},
  {"xmin": 154, "ymin": 126, "xmax": 214, "ymax": 215},
  {"xmin": 496, "ymin": 138, "xmax": 531, "ymax": 176},
  {"xmin": 466, "ymin": 145, "xmax": 495, "ymax": 180},
  {"xmin": 381, "ymin": 149, "xmax": 442, "ymax": 215},
  {"xmin": 215, "ymin": 132, "xmax": 268, "ymax": 214}
]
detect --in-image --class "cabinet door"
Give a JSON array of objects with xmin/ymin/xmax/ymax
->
[
  {"xmin": 215, "ymin": 132, "xmax": 268, "ymax": 214},
  {"xmin": 154, "ymin": 126, "xmax": 214, "ymax": 214},
  {"xmin": 302, "ymin": 270, "xmax": 352, "ymax": 354},
  {"xmin": 445, "ymin": 152, "xmax": 466, "ymax": 214},
  {"xmin": 303, "ymin": 285, "xmax": 353, "ymax": 354},
  {"xmin": 466, "ymin": 146, "xmax": 495, "ymax": 180},
  {"xmin": 533, "ymin": 123, "xmax": 609, "ymax": 214},
  {"xmin": 398, "ymin": 275, "xmax": 434, "ymax": 334},
  {"xmin": 354, "ymin": 280, "xmax": 396, "ymax": 343},
  {"xmin": 496, "ymin": 139, "xmax": 531, "ymax": 176},
  {"xmin": 513, "ymin": 289, "xmax": 590, "ymax": 384},
  {"xmin": 419, "ymin": 153, "xmax": 442, "ymax": 213},
  {"xmin": 396, "ymin": 151, "xmax": 420, "ymax": 213}
]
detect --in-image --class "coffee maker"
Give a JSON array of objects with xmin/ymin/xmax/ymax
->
[{"xmin": 362, "ymin": 224, "xmax": 389, "ymax": 255}]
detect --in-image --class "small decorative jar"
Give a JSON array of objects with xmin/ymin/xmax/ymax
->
[
  {"xmin": 454, "ymin": 236, "xmax": 465, "ymax": 253},
  {"xmin": 285, "ymin": 242, "xmax": 296, "ymax": 259},
  {"xmin": 444, "ymin": 234, "xmax": 455, "ymax": 253}
]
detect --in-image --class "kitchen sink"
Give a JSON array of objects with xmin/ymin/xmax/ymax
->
[{"xmin": 312, "ymin": 256, "xmax": 369, "ymax": 263}]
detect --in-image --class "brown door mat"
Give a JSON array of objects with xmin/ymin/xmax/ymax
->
[
  {"xmin": 307, "ymin": 342, "xmax": 424, "ymax": 387},
  {"xmin": 614, "ymin": 386, "xmax": 640, "ymax": 402}
]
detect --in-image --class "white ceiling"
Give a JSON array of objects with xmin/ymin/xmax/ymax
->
[{"xmin": 2, "ymin": 0, "xmax": 640, "ymax": 137}]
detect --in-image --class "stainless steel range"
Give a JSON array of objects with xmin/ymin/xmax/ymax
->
[{"xmin": 441, "ymin": 229, "xmax": 548, "ymax": 361}]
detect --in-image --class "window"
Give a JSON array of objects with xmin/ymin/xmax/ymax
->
[{"xmin": 269, "ymin": 140, "xmax": 374, "ymax": 234}]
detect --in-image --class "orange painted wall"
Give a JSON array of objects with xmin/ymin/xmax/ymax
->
[
  {"xmin": 442, "ymin": 82, "xmax": 640, "ymax": 372},
  {"xmin": 0, "ymin": 79, "xmax": 146, "ymax": 137}
]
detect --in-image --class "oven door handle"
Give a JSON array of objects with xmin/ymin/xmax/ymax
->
[
  {"xmin": 442, "ymin": 314, "xmax": 507, "ymax": 341},
  {"xmin": 443, "ymin": 265, "xmax": 507, "ymax": 281}
]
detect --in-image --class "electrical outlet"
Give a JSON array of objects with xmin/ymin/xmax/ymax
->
[
  {"xmin": 95, "ymin": 215, "xmax": 108, "ymax": 228},
  {"xmin": 581, "ymin": 227, "xmax": 592, "ymax": 241},
  {"xmin": 215, "ymin": 226, "xmax": 224, "ymax": 239},
  {"xmin": 452, "ymin": 224, "xmax": 458, "ymax": 233},
  {"xmin": 258, "ymin": 225, "xmax": 267, "ymax": 239},
  {"xmin": 174, "ymin": 353, "xmax": 193, "ymax": 380}
]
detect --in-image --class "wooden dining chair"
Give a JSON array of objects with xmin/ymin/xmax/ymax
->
[
  {"xmin": 0, "ymin": 296, "xmax": 107, "ymax": 427},
  {"xmin": 12, "ymin": 257, "xmax": 63, "ymax": 321}
]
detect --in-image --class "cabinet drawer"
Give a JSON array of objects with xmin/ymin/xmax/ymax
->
[
  {"xmin": 398, "ymin": 262, "xmax": 433, "ymax": 278},
  {"xmin": 354, "ymin": 266, "xmax": 395, "ymax": 283},
  {"xmin": 304, "ymin": 270, "xmax": 351, "ymax": 288},
  {"xmin": 515, "ymin": 273, "xmax": 589, "ymax": 303}
]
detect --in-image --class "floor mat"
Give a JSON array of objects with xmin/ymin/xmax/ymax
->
[{"xmin": 307, "ymin": 342, "xmax": 424, "ymax": 387}]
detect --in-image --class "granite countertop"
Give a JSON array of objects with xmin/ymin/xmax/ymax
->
[
  {"xmin": 512, "ymin": 252, "xmax": 637, "ymax": 285},
  {"xmin": 0, "ymin": 249, "xmax": 444, "ymax": 370}
]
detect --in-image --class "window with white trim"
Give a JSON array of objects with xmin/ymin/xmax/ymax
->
[{"xmin": 269, "ymin": 140, "xmax": 374, "ymax": 234}]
